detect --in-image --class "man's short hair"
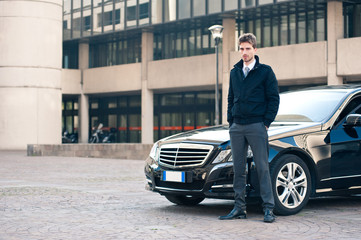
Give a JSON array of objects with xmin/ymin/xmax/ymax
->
[{"xmin": 238, "ymin": 33, "xmax": 257, "ymax": 49}]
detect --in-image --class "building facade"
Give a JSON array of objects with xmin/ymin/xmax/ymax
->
[
  {"xmin": 62, "ymin": 0, "xmax": 361, "ymax": 146},
  {"xmin": 2, "ymin": 0, "xmax": 360, "ymax": 149}
]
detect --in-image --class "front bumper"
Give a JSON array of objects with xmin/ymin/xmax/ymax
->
[{"xmin": 144, "ymin": 156, "xmax": 236, "ymax": 199}]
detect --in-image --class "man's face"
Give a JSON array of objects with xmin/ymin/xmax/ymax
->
[{"xmin": 239, "ymin": 42, "xmax": 256, "ymax": 64}]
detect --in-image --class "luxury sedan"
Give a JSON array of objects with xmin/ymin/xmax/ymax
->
[{"xmin": 144, "ymin": 85, "xmax": 361, "ymax": 215}]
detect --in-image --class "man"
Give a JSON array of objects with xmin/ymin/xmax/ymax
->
[{"xmin": 219, "ymin": 33, "xmax": 280, "ymax": 223}]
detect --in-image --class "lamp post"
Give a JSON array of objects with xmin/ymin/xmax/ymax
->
[{"xmin": 208, "ymin": 25, "xmax": 224, "ymax": 126}]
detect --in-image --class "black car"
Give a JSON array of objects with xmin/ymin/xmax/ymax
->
[{"xmin": 145, "ymin": 85, "xmax": 361, "ymax": 215}]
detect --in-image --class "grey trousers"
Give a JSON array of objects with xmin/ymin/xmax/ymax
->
[{"xmin": 229, "ymin": 122, "xmax": 275, "ymax": 211}]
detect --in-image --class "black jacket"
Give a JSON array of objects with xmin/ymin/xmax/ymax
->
[{"xmin": 227, "ymin": 55, "xmax": 280, "ymax": 128}]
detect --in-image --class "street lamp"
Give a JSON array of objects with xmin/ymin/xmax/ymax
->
[{"xmin": 208, "ymin": 25, "xmax": 224, "ymax": 125}]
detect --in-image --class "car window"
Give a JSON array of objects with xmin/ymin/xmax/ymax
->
[
  {"xmin": 333, "ymin": 96, "xmax": 361, "ymax": 128},
  {"xmin": 275, "ymin": 90, "xmax": 347, "ymax": 123}
]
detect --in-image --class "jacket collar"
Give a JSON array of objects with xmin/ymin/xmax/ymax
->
[{"xmin": 234, "ymin": 55, "xmax": 260, "ymax": 70}]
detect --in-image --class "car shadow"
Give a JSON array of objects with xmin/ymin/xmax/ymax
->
[
  {"xmin": 155, "ymin": 195, "xmax": 361, "ymax": 217},
  {"xmin": 305, "ymin": 195, "xmax": 361, "ymax": 211}
]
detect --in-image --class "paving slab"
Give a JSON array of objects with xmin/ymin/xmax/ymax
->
[{"xmin": 1, "ymin": 151, "xmax": 361, "ymax": 240}]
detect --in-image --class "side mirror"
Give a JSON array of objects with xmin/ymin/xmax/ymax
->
[{"xmin": 345, "ymin": 114, "xmax": 361, "ymax": 127}]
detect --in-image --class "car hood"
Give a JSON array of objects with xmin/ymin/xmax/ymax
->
[
  {"xmin": 268, "ymin": 122, "xmax": 322, "ymax": 140},
  {"xmin": 160, "ymin": 122, "xmax": 322, "ymax": 145},
  {"xmin": 161, "ymin": 125, "xmax": 230, "ymax": 144}
]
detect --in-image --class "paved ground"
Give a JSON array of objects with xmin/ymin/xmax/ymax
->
[{"xmin": 1, "ymin": 151, "xmax": 361, "ymax": 240}]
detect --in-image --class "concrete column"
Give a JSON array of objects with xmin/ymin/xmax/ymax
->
[
  {"xmin": 222, "ymin": 17, "xmax": 236, "ymax": 124},
  {"xmin": 327, "ymin": 1, "xmax": 343, "ymax": 85},
  {"xmin": 79, "ymin": 93, "xmax": 89, "ymax": 143},
  {"xmin": 141, "ymin": 31, "xmax": 154, "ymax": 144},
  {"xmin": 78, "ymin": 42, "xmax": 90, "ymax": 143},
  {"xmin": 0, "ymin": 0, "xmax": 63, "ymax": 149}
]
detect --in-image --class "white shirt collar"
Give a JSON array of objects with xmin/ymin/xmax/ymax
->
[{"xmin": 243, "ymin": 59, "xmax": 256, "ymax": 72}]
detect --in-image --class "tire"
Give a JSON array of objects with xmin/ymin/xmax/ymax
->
[
  {"xmin": 270, "ymin": 154, "xmax": 312, "ymax": 216},
  {"xmin": 164, "ymin": 195, "xmax": 205, "ymax": 206}
]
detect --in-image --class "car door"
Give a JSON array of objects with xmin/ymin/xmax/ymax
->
[{"xmin": 329, "ymin": 96, "xmax": 361, "ymax": 189}]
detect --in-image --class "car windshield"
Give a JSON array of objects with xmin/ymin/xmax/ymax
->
[{"xmin": 274, "ymin": 90, "xmax": 348, "ymax": 123}]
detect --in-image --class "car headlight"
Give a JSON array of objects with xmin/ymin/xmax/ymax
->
[
  {"xmin": 212, "ymin": 149, "xmax": 231, "ymax": 164},
  {"xmin": 149, "ymin": 141, "xmax": 160, "ymax": 161},
  {"xmin": 224, "ymin": 146, "xmax": 253, "ymax": 162}
]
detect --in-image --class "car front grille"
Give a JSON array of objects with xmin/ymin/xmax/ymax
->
[{"xmin": 159, "ymin": 143, "xmax": 214, "ymax": 168}]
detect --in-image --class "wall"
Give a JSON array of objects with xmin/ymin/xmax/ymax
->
[
  {"xmin": 65, "ymin": 40, "xmax": 361, "ymax": 96},
  {"xmin": 28, "ymin": 143, "xmax": 153, "ymax": 160},
  {"xmin": 337, "ymin": 37, "xmax": 361, "ymax": 78},
  {"xmin": 230, "ymin": 42, "xmax": 328, "ymax": 86},
  {"xmin": 83, "ymin": 63, "xmax": 142, "ymax": 93},
  {"xmin": 148, "ymin": 54, "xmax": 218, "ymax": 90},
  {"xmin": 62, "ymin": 69, "xmax": 81, "ymax": 94}
]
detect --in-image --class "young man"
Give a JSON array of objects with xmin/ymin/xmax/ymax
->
[{"xmin": 219, "ymin": 33, "xmax": 280, "ymax": 223}]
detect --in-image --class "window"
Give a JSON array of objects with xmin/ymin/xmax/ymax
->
[
  {"xmin": 64, "ymin": 0, "xmax": 71, "ymax": 14},
  {"xmin": 114, "ymin": 1, "xmax": 125, "ymax": 30},
  {"xmin": 83, "ymin": 16, "xmax": 91, "ymax": 31},
  {"xmin": 139, "ymin": 2, "xmax": 149, "ymax": 19},
  {"xmin": 127, "ymin": 6, "xmax": 136, "ymax": 21},
  {"xmin": 255, "ymin": 19, "xmax": 261, "ymax": 46},
  {"xmin": 97, "ymin": 12, "xmax": 103, "ymax": 28},
  {"xmin": 316, "ymin": 9, "xmax": 325, "ymax": 41},
  {"xmin": 108, "ymin": 99, "xmax": 117, "ymax": 108},
  {"xmin": 73, "ymin": 0, "xmax": 81, "ymax": 11},
  {"xmin": 72, "ymin": 17, "xmax": 81, "ymax": 38},
  {"xmin": 298, "ymin": 12, "xmax": 306, "ymax": 44},
  {"xmin": 189, "ymin": 30, "xmax": 195, "ymax": 56},
  {"xmin": 63, "ymin": 43, "xmax": 78, "ymax": 69},
  {"xmin": 103, "ymin": 11, "xmax": 113, "ymax": 26},
  {"xmin": 164, "ymin": 0, "xmax": 176, "ymax": 22},
  {"xmin": 258, "ymin": 0, "xmax": 273, "ymax": 5},
  {"xmin": 280, "ymin": 15, "xmax": 288, "ymax": 45},
  {"xmin": 161, "ymin": 94, "xmax": 182, "ymax": 106},
  {"xmin": 83, "ymin": 0, "xmax": 91, "ymax": 8},
  {"xmin": 115, "ymin": 9, "xmax": 121, "ymax": 24},
  {"xmin": 153, "ymin": 24, "xmax": 218, "ymax": 60},
  {"xmin": 62, "ymin": 98, "xmax": 79, "ymax": 136},
  {"xmin": 242, "ymin": 0, "xmax": 255, "ymax": 8},
  {"xmin": 129, "ymin": 114, "xmax": 141, "ymax": 142},
  {"xmin": 154, "ymin": 91, "xmax": 218, "ymax": 141},
  {"xmin": 179, "ymin": 0, "xmax": 191, "ymax": 19},
  {"xmin": 290, "ymin": 14, "xmax": 296, "ymax": 44},
  {"xmin": 176, "ymin": 33, "xmax": 182, "ymax": 57},
  {"xmin": 89, "ymin": 95, "xmax": 141, "ymax": 143},
  {"xmin": 308, "ymin": 10, "xmax": 315, "ymax": 42},
  {"xmin": 93, "ymin": 0, "xmax": 102, "ymax": 35},
  {"xmin": 272, "ymin": 16, "xmax": 279, "ymax": 46},
  {"xmin": 151, "ymin": 0, "xmax": 162, "ymax": 24},
  {"xmin": 237, "ymin": 2, "xmax": 326, "ymax": 47},
  {"xmin": 208, "ymin": 0, "xmax": 221, "ymax": 14},
  {"xmin": 263, "ymin": 18, "xmax": 271, "ymax": 47},
  {"xmin": 225, "ymin": 0, "xmax": 238, "ymax": 11},
  {"xmin": 193, "ymin": 0, "xmax": 205, "ymax": 16},
  {"xmin": 89, "ymin": 36, "xmax": 141, "ymax": 68}
]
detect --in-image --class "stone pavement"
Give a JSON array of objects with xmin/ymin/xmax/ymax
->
[{"xmin": 1, "ymin": 151, "xmax": 361, "ymax": 240}]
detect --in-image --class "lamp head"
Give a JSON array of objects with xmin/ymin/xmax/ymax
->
[{"xmin": 208, "ymin": 25, "xmax": 224, "ymax": 40}]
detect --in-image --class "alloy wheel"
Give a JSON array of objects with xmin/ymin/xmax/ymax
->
[{"xmin": 276, "ymin": 162, "xmax": 308, "ymax": 209}]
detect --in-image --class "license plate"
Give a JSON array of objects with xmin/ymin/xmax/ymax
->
[{"xmin": 162, "ymin": 171, "xmax": 185, "ymax": 183}]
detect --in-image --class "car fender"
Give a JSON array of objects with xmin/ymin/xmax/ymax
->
[{"xmin": 268, "ymin": 146, "xmax": 318, "ymax": 195}]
